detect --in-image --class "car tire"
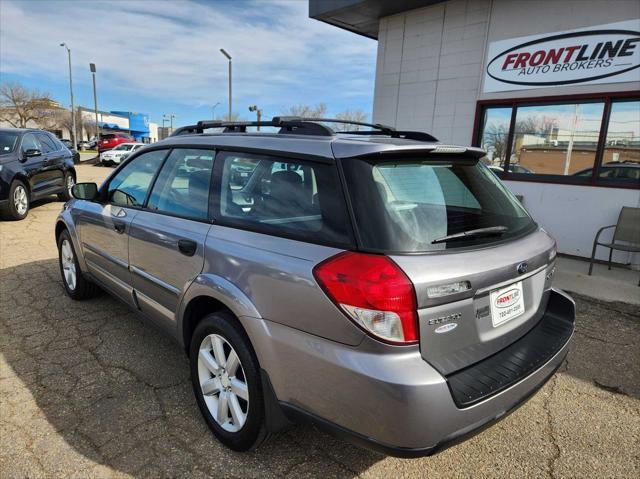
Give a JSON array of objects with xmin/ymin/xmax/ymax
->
[
  {"xmin": 57, "ymin": 229, "xmax": 100, "ymax": 300},
  {"xmin": 57, "ymin": 172, "xmax": 75, "ymax": 202},
  {"xmin": 1, "ymin": 179, "xmax": 30, "ymax": 220},
  {"xmin": 190, "ymin": 312, "xmax": 267, "ymax": 451}
]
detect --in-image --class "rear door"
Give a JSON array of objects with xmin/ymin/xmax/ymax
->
[{"xmin": 128, "ymin": 148, "xmax": 214, "ymax": 333}]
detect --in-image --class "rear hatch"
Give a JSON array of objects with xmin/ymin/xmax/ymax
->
[{"xmin": 339, "ymin": 148, "xmax": 556, "ymax": 374}]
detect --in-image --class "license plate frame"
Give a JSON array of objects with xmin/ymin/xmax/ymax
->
[{"xmin": 490, "ymin": 281, "xmax": 525, "ymax": 327}]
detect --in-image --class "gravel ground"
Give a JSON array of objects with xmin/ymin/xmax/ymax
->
[{"xmin": 1, "ymin": 164, "xmax": 639, "ymax": 478}]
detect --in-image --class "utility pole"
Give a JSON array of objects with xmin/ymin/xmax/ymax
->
[
  {"xmin": 220, "ymin": 49, "xmax": 232, "ymax": 120},
  {"xmin": 90, "ymin": 63, "xmax": 99, "ymax": 144},
  {"xmin": 249, "ymin": 105, "xmax": 262, "ymax": 130},
  {"xmin": 163, "ymin": 114, "xmax": 176, "ymax": 133},
  {"xmin": 60, "ymin": 43, "xmax": 77, "ymax": 147}
]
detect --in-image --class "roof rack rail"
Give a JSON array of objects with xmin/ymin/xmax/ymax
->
[{"xmin": 169, "ymin": 116, "xmax": 438, "ymax": 142}]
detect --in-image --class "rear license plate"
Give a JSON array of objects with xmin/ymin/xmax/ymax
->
[{"xmin": 490, "ymin": 281, "xmax": 525, "ymax": 327}]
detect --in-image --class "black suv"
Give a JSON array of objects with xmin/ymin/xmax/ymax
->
[{"xmin": 0, "ymin": 128, "xmax": 76, "ymax": 220}]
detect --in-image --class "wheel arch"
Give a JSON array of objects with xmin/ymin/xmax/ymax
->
[
  {"xmin": 178, "ymin": 273, "xmax": 262, "ymax": 355},
  {"xmin": 12, "ymin": 173, "xmax": 31, "ymax": 195},
  {"xmin": 55, "ymin": 216, "xmax": 88, "ymax": 272}
]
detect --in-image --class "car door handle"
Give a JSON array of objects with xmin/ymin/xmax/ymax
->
[
  {"xmin": 113, "ymin": 221, "xmax": 126, "ymax": 234},
  {"xmin": 177, "ymin": 239, "xmax": 197, "ymax": 256}
]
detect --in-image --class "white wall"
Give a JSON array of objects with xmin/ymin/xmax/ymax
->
[
  {"xmin": 505, "ymin": 181, "xmax": 640, "ymax": 265},
  {"xmin": 374, "ymin": 0, "xmax": 490, "ymax": 144}
]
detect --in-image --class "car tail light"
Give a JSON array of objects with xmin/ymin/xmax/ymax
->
[{"xmin": 313, "ymin": 252, "xmax": 418, "ymax": 344}]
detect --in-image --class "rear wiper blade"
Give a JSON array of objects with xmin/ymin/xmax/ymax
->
[{"xmin": 431, "ymin": 226, "xmax": 508, "ymax": 244}]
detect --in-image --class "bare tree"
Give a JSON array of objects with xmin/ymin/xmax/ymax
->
[
  {"xmin": 281, "ymin": 103, "xmax": 327, "ymax": 118},
  {"xmin": 0, "ymin": 82, "xmax": 54, "ymax": 128},
  {"xmin": 334, "ymin": 109, "xmax": 369, "ymax": 131},
  {"xmin": 223, "ymin": 111, "xmax": 243, "ymax": 121},
  {"xmin": 483, "ymin": 123, "xmax": 509, "ymax": 162}
]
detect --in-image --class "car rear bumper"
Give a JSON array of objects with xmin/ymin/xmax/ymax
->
[{"xmin": 243, "ymin": 288, "xmax": 574, "ymax": 456}]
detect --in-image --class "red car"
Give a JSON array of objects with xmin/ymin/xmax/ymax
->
[{"xmin": 98, "ymin": 133, "xmax": 135, "ymax": 152}]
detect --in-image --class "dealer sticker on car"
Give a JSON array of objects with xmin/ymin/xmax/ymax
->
[{"xmin": 490, "ymin": 281, "xmax": 525, "ymax": 327}]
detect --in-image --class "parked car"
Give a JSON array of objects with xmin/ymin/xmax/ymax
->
[
  {"xmin": 573, "ymin": 161, "xmax": 640, "ymax": 182},
  {"xmin": 56, "ymin": 117, "xmax": 574, "ymax": 456},
  {"xmin": 489, "ymin": 164, "xmax": 534, "ymax": 174},
  {"xmin": 77, "ymin": 140, "xmax": 91, "ymax": 150},
  {"xmin": 98, "ymin": 132, "xmax": 135, "ymax": 152},
  {"xmin": 100, "ymin": 142, "xmax": 145, "ymax": 166},
  {"xmin": 0, "ymin": 128, "xmax": 75, "ymax": 220},
  {"xmin": 59, "ymin": 138, "xmax": 80, "ymax": 164}
]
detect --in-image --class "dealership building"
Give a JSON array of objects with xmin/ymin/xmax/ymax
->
[{"xmin": 310, "ymin": 0, "xmax": 639, "ymax": 266}]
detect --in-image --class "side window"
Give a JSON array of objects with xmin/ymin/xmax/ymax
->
[
  {"xmin": 36, "ymin": 133, "xmax": 57, "ymax": 153},
  {"xmin": 107, "ymin": 150, "xmax": 167, "ymax": 207},
  {"xmin": 147, "ymin": 149, "xmax": 214, "ymax": 220},
  {"xmin": 21, "ymin": 133, "xmax": 41, "ymax": 153},
  {"xmin": 216, "ymin": 152, "xmax": 353, "ymax": 246}
]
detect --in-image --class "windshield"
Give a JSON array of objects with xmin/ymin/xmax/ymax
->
[
  {"xmin": 0, "ymin": 131, "xmax": 19, "ymax": 154},
  {"xmin": 341, "ymin": 157, "xmax": 536, "ymax": 252},
  {"xmin": 114, "ymin": 144, "xmax": 134, "ymax": 151}
]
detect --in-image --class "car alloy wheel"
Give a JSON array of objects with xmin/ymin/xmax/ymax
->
[
  {"xmin": 13, "ymin": 185, "xmax": 28, "ymax": 215},
  {"xmin": 197, "ymin": 333, "xmax": 249, "ymax": 432},
  {"xmin": 60, "ymin": 239, "xmax": 77, "ymax": 291}
]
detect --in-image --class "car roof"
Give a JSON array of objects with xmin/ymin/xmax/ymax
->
[
  {"xmin": 156, "ymin": 131, "xmax": 485, "ymax": 161},
  {"xmin": 0, "ymin": 128, "xmax": 49, "ymax": 134},
  {"xmin": 156, "ymin": 117, "xmax": 486, "ymax": 161}
]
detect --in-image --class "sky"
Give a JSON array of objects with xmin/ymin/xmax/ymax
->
[{"xmin": 0, "ymin": 0, "xmax": 378, "ymax": 127}]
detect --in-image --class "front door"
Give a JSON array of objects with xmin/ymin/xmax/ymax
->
[
  {"xmin": 128, "ymin": 148, "xmax": 214, "ymax": 332},
  {"xmin": 75, "ymin": 149, "xmax": 168, "ymax": 306},
  {"xmin": 19, "ymin": 133, "xmax": 48, "ymax": 196}
]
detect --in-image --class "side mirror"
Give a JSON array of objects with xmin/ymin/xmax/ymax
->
[
  {"xmin": 23, "ymin": 148, "xmax": 42, "ymax": 159},
  {"xmin": 72, "ymin": 182, "xmax": 98, "ymax": 200}
]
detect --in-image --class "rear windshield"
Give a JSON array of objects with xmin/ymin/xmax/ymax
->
[
  {"xmin": 101, "ymin": 134, "xmax": 116, "ymax": 140},
  {"xmin": 341, "ymin": 157, "xmax": 536, "ymax": 252},
  {"xmin": 113, "ymin": 144, "xmax": 134, "ymax": 151}
]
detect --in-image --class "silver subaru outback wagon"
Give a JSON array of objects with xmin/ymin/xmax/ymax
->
[{"xmin": 55, "ymin": 117, "xmax": 574, "ymax": 457}]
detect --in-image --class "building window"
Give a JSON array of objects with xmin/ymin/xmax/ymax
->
[
  {"xmin": 510, "ymin": 102, "xmax": 605, "ymax": 177},
  {"xmin": 475, "ymin": 94, "xmax": 639, "ymax": 188},
  {"xmin": 601, "ymin": 100, "xmax": 640, "ymax": 183}
]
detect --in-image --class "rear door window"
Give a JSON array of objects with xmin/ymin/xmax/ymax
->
[
  {"xmin": 147, "ymin": 149, "xmax": 214, "ymax": 220},
  {"xmin": 215, "ymin": 151, "xmax": 353, "ymax": 247}
]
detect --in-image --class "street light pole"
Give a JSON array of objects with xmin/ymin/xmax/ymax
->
[
  {"xmin": 89, "ymin": 63, "xmax": 99, "ymax": 145},
  {"xmin": 220, "ymin": 49, "xmax": 232, "ymax": 120},
  {"xmin": 60, "ymin": 43, "xmax": 77, "ymax": 147},
  {"xmin": 212, "ymin": 102, "xmax": 220, "ymax": 120}
]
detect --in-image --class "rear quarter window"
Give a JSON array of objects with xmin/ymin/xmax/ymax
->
[{"xmin": 214, "ymin": 151, "xmax": 354, "ymax": 247}]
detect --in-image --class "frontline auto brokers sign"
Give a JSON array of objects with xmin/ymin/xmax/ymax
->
[{"xmin": 484, "ymin": 20, "xmax": 640, "ymax": 92}]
